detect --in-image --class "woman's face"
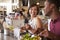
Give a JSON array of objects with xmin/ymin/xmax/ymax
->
[{"xmin": 29, "ymin": 6, "xmax": 38, "ymax": 17}]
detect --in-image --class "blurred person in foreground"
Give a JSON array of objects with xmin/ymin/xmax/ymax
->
[
  {"xmin": 21, "ymin": 4, "xmax": 43, "ymax": 34},
  {"xmin": 39, "ymin": 0, "xmax": 60, "ymax": 40}
]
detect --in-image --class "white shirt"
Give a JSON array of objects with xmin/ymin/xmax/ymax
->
[
  {"xmin": 28, "ymin": 18, "xmax": 38, "ymax": 34},
  {"xmin": 13, "ymin": 17, "xmax": 25, "ymax": 28},
  {"xmin": 48, "ymin": 19, "xmax": 51, "ymax": 31},
  {"xmin": 28, "ymin": 18, "xmax": 37, "ymax": 29}
]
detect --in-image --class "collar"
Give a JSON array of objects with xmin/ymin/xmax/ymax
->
[{"xmin": 51, "ymin": 16, "xmax": 60, "ymax": 23}]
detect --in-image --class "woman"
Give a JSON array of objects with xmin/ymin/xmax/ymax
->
[
  {"xmin": 13, "ymin": 11, "xmax": 26, "ymax": 28},
  {"xmin": 21, "ymin": 4, "xmax": 43, "ymax": 34}
]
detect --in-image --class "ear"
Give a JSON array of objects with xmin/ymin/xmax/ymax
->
[{"xmin": 50, "ymin": 4, "xmax": 55, "ymax": 9}]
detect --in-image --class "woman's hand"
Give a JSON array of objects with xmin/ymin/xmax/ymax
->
[
  {"xmin": 20, "ymin": 26, "xmax": 26, "ymax": 30},
  {"xmin": 20, "ymin": 24, "xmax": 32, "ymax": 30},
  {"xmin": 25, "ymin": 24, "xmax": 32, "ymax": 30}
]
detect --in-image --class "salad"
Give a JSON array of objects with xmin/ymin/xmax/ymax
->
[{"xmin": 21, "ymin": 33, "xmax": 41, "ymax": 40}]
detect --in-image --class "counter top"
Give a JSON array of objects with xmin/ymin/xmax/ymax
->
[
  {"xmin": 0, "ymin": 33, "xmax": 50, "ymax": 40},
  {"xmin": 0, "ymin": 33, "xmax": 18, "ymax": 40}
]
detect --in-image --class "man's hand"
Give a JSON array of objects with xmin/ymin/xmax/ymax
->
[
  {"xmin": 39, "ymin": 29, "xmax": 49, "ymax": 37},
  {"xmin": 39, "ymin": 29, "xmax": 60, "ymax": 40}
]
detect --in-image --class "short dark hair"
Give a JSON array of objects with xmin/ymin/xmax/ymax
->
[
  {"xmin": 47, "ymin": 0, "xmax": 60, "ymax": 10},
  {"xmin": 27, "ymin": 4, "xmax": 39, "ymax": 17}
]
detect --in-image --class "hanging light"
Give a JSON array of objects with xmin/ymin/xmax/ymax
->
[{"xmin": 36, "ymin": 2, "xmax": 40, "ymax": 5}]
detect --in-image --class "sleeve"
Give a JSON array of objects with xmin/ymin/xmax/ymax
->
[{"xmin": 48, "ymin": 19, "xmax": 51, "ymax": 31}]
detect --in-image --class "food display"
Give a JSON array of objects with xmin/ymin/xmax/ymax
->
[
  {"xmin": 8, "ymin": 25, "xmax": 14, "ymax": 31},
  {"xmin": 21, "ymin": 33, "xmax": 41, "ymax": 40}
]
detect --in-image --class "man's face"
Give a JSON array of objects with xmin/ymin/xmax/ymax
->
[{"xmin": 44, "ymin": 1, "xmax": 52, "ymax": 16}]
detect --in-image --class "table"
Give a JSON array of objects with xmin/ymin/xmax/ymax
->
[
  {"xmin": 0, "ymin": 33, "xmax": 19, "ymax": 40},
  {"xmin": 0, "ymin": 33, "xmax": 51, "ymax": 40}
]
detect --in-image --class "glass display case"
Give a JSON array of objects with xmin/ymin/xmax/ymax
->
[{"xmin": 0, "ymin": 6, "xmax": 6, "ymax": 19}]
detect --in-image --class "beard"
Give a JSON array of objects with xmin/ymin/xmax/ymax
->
[
  {"xmin": 45, "ymin": 12, "xmax": 51, "ymax": 16},
  {"xmin": 45, "ymin": 10, "xmax": 52, "ymax": 16}
]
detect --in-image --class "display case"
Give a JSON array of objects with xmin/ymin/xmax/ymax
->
[{"xmin": 0, "ymin": 6, "xmax": 6, "ymax": 19}]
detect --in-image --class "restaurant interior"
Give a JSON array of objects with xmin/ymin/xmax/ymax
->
[{"xmin": 0, "ymin": 0, "xmax": 60, "ymax": 40}]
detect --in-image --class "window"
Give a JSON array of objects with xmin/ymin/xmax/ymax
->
[
  {"xmin": 0, "ymin": 0, "xmax": 9, "ymax": 3},
  {"xmin": 22, "ymin": 0, "xmax": 28, "ymax": 6},
  {"xmin": 12, "ymin": 0, "xmax": 17, "ymax": 3}
]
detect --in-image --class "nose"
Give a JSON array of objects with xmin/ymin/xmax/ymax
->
[{"xmin": 32, "ymin": 10, "xmax": 35, "ymax": 13}]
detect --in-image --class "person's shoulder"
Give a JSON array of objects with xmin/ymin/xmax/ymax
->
[
  {"xmin": 35, "ymin": 16, "xmax": 41, "ymax": 21},
  {"xmin": 3, "ymin": 21, "xmax": 7, "ymax": 26}
]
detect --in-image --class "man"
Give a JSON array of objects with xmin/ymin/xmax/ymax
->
[{"xmin": 39, "ymin": 0, "xmax": 60, "ymax": 40}]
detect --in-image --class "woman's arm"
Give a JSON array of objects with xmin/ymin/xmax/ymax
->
[
  {"xmin": 21, "ymin": 17, "xmax": 43, "ymax": 34},
  {"xmin": 28, "ymin": 17, "xmax": 43, "ymax": 34},
  {"xmin": 35, "ymin": 17, "xmax": 43, "ymax": 29}
]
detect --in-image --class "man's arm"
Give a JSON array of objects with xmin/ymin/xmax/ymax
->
[
  {"xmin": 48, "ymin": 31, "xmax": 60, "ymax": 40},
  {"xmin": 39, "ymin": 29, "xmax": 60, "ymax": 40}
]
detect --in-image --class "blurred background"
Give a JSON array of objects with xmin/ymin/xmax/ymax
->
[
  {"xmin": 0, "ymin": 0, "xmax": 45, "ymax": 18},
  {"xmin": 0, "ymin": 0, "xmax": 52, "ymax": 40}
]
